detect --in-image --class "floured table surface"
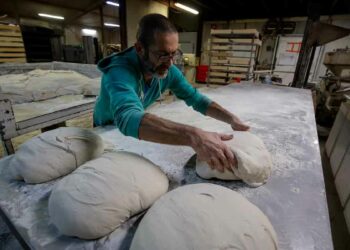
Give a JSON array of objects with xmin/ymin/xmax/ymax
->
[
  {"xmin": 0, "ymin": 83, "xmax": 333, "ymax": 249},
  {"xmin": 12, "ymin": 95, "xmax": 96, "ymax": 122},
  {"xmin": 0, "ymin": 69, "xmax": 100, "ymax": 105}
]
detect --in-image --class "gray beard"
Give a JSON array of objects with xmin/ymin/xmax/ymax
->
[
  {"xmin": 155, "ymin": 70, "xmax": 168, "ymax": 79},
  {"xmin": 140, "ymin": 55, "xmax": 168, "ymax": 79}
]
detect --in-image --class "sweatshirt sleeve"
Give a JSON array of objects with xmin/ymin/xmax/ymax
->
[
  {"xmin": 105, "ymin": 67, "xmax": 145, "ymax": 138},
  {"xmin": 168, "ymin": 66, "xmax": 212, "ymax": 115}
]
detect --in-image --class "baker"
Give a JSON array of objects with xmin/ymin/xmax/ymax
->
[{"xmin": 93, "ymin": 13, "xmax": 249, "ymax": 172}]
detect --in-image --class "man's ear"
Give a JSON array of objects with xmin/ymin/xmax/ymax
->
[{"xmin": 134, "ymin": 41, "xmax": 144, "ymax": 56}]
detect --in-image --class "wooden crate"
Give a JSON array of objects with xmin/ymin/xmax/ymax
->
[{"xmin": 0, "ymin": 24, "xmax": 26, "ymax": 63}]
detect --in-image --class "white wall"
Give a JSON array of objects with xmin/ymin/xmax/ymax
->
[
  {"xmin": 179, "ymin": 32, "xmax": 197, "ymax": 54},
  {"xmin": 126, "ymin": 0, "xmax": 168, "ymax": 47}
]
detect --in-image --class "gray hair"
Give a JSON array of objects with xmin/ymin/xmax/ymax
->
[{"xmin": 136, "ymin": 14, "xmax": 178, "ymax": 49}]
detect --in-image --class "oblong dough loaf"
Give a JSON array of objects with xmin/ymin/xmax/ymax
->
[
  {"xmin": 196, "ymin": 131, "xmax": 272, "ymax": 186},
  {"xmin": 48, "ymin": 152, "xmax": 169, "ymax": 239},
  {"xmin": 7, "ymin": 127, "xmax": 104, "ymax": 183},
  {"xmin": 130, "ymin": 183, "xmax": 278, "ymax": 250}
]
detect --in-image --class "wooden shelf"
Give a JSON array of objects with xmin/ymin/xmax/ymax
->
[
  {"xmin": 0, "ymin": 24, "xmax": 26, "ymax": 63},
  {"xmin": 210, "ymin": 66, "xmax": 250, "ymax": 73},
  {"xmin": 207, "ymin": 29, "xmax": 260, "ymax": 85},
  {"xmin": 211, "ymin": 29, "xmax": 259, "ymax": 38},
  {"xmin": 211, "ymin": 57, "xmax": 252, "ymax": 65},
  {"xmin": 211, "ymin": 38, "xmax": 262, "ymax": 46}
]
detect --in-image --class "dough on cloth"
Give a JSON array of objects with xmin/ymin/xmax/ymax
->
[
  {"xmin": 6, "ymin": 127, "xmax": 104, "ymax": 183},
  {"xmin": 196, "ymin": 131, "xmax": 272, "ymax": 187},
  {"xmin": 130, "ymin": 183, "xmax": 278, "ymax": 250},
  {"xmin": 48, "ymin": 152, "xmax": 169, "ymax": 239}
]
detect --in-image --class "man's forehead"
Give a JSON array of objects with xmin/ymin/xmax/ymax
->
[{"xmin": 151, "ymin": 31, "xmax": 178, "ymax": 52}]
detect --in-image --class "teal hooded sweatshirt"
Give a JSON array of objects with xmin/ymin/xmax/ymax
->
[{"xmin": 93, "ymin": 47, "xmax": 212, "ymax": 138}]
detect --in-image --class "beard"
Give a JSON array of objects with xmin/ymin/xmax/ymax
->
[
  {"xmin": 141, "ymin": 54, "xmax": 169, "ymax": 79},
  {"xmin": 154, "ymin": 65, "xmax": 169, "ymax": 79}
]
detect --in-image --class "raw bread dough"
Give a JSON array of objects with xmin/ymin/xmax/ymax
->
[
  {"xmin": 196, "ymin": 131, "xmax": 272, "ymax": 187},
  {"xmin": 48, "ymin": 152, "xmax": 169, "ymax": 240},
  {"xmin": 130, "ymin": 183, "xmax": 278, "ymax": 250},
  {"xmin": 0, "ymin": 69, "xmax": 100, "ymax": 104},
  {"xmin": 7, "ymin": 127, "xmax": 104, "ymax": 183}
]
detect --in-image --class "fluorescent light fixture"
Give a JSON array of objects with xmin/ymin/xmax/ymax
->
[
  {"xmin": 82, "ymin": 28, "xmax": 97, "ymax": 36},
  {"xmin": 106, "ymin": 1, "xmax": 119, "ymax": 7},
  {"xmin": 104, "ymin": 22, "xmax": 120, "ymax": 27},
  {"xmin": 174, "ymin": 2, "xmax": 199, "ymax": 15},
  {"xmin": 38, "ymin": 13, "xmax": 64, "ymax": 20}
]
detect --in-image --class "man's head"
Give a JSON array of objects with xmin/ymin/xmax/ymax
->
[{"xmin": 135, "ymin": 14, "xmax": 179, "ymax": 78}]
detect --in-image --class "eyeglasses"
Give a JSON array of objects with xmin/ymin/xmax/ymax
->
[{"xmin": 149, "ymin": 49, "xmax": 182, "ymax": 63}]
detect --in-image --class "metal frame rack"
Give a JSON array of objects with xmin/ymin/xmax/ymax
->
[{"xmin": 207, "ymin": 29, "xmax": 261, "ymax": 84}]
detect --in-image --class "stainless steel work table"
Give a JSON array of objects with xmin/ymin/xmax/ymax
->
[{"xmin": 0, "ymin": 83, "xmax": 333, "ymax": 249}]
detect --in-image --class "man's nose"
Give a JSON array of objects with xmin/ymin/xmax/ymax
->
[{"xmin": 164, "ymin": 57, "xmax": 173, "ymax": 66}]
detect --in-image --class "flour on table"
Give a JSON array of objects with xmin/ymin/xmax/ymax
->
[{"xmin": 0, "ymin": 69, "xmax": 100, "ymax": 104}]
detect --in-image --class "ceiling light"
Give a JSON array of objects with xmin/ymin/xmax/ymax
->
[
  {"xmin": 82, "ymin": 28, "xmax": 97, "ymax": 36},
  {"xmin": 104, "ymin": 23, "xmax": 120, "ymax": 27},
  {"xmin": 174, "ymin": 2, "xmax": 199, "ymax": 15},
  {"xmin": 106, "ymin": 1, "xmax": 119, "ymax": 7},
  {"xmin": 38, "ymin": 13, "xmax": 64, "ymax": 20}
]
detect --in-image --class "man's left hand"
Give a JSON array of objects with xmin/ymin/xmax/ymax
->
[{"xmin": 231, "ymin": 116, "xmax": 250, "ymax": 131}]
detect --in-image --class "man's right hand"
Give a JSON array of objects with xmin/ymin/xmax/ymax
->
[{"xmin": 190, "ymin": 128, "xmax": 236, "ymax": 172}]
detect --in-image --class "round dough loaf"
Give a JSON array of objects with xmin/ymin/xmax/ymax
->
[
  {"xmin": 8, "ymin": 127, "xmax": 104, "ymax": 183},
  {"xmin": 130, "ymin": 183, "xmax": 278, "ymax": 250},
  {"xmin": 196, "ymin": 131, "xmax": 272, "ymax": 187},
  {"xmin": 48, "ymin": 152, "xmax": 169, "ymax": 239}
]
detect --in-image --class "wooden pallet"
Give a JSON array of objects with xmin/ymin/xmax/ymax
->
[{"xmin": 0, "ymin": 24, "xmax": 26, "ymax": 63}]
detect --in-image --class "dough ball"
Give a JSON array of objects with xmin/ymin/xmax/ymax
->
[
  {"xmin": 130, "ymin": 183, "xmax": 278, "ymax": 250},
  {"xmin": 48, "ymin": 152, "xmax": 169, "ymax": 239},
  {"xmin": 196, "ymin": 132, "xmax": 272, "ymax": 187},
  {"xmin": 7, "ymin": 127, "xmax": 104, "ymax": 183}
]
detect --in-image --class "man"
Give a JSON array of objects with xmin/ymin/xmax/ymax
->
[{"xmin": 94, "ymin": 14, "xmax": 249, "ymax": 173}]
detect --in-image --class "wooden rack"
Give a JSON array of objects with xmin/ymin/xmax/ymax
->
[
  {"xmin": 0, "ymin": 24, "xmax": 26, "ymax": 63},
  {"xmin": 207, "ymin": 29, "xmax": 261, "ymax": 85}
]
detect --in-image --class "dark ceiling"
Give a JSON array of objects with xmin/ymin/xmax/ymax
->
[
  {"xmin": 0, "ymin": 0, "xmax": 119, "ymax": 28},
  {"xmin": 178, "ymin": 0, "xmax": 350, "ymax": 20},
  {"xmin": 0, "ymin": 0, "xmax": 349, "ymax": 28}
]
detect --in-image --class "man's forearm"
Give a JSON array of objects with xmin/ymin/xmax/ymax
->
[
  {"xmin": 138, "ymin": 113, "xmax": 198, "ymax": 146},
  {"xmin": 205, "ymin": 101, "xmax": 234, "ymax": 124}
]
